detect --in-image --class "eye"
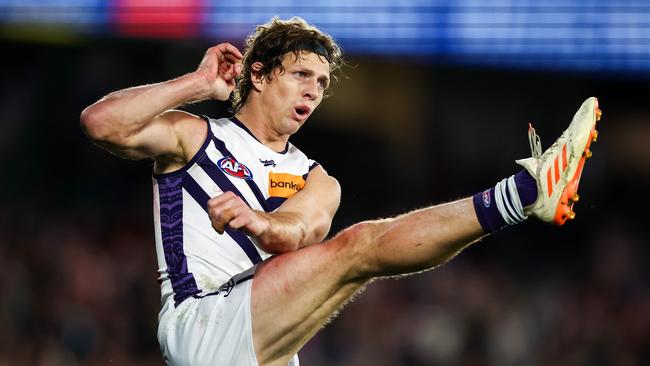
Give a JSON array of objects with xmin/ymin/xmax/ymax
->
[
  {"xmin": 294, "ymin": 71, "xmax": 306, "ymax": 78},
  {"xmin": 317, "ymin": 77, "xmax": 330, "ymax": 90}
]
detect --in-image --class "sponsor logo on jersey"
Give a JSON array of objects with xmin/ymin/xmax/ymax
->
[
  {"xmin": 482, "ymin": 189, "xmax": 491, "ymax": 207},
  {"xmin": 218, "ymin": 157, "xmax": 253, "ymax": 180},
  {"xmin": 259, "ymin": 159, "xmax": 276, "ymax": 167},
  {"xmin": 269, "ymin": 172, "xmax": 305, "ymax": 198}
]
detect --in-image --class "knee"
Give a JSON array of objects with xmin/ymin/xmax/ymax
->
[
  {"xmin": 328, "ymin": 221, "xmax": 381, "ymax": 279},
  {"xmin": 337, "ymin": 220, "xmax": 377, "ymax": 244}
]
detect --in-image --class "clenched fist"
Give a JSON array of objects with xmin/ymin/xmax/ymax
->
[
  {"xmin": 208, "ymin": 191, "xmax": 270, "ymax": 236},
  {"xmin": 195, "ymin": 43, "xmax": 243, "ymax": 101}
]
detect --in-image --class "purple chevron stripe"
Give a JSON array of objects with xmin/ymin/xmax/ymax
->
[
  {"xmin": 182, "ymin": 175, "xmax": 263, "ymax": 265},
  {"xmin": 157, "ymin": 175, "xmax": 200, "ymax": 307},
  {"xmin": 266, "ymin": 196, "xmax": 287, "ymax": 212}
]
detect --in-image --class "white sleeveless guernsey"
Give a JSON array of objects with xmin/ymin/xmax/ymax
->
[{"xmin": 152, "ymin": 117, "xmax": 317, "ymax": 308}]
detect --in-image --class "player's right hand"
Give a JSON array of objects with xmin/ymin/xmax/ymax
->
[
  {"xmin": 208, "ymin": 191, "xmax": 270, "ymax": 236},
  {"xmin": 195, "ymin": 43, "xmax": 244, "ymax": 101}
]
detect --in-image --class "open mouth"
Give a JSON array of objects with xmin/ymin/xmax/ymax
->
[{"xmin": 294, "ymin": 106, "xmax": 311, "ymax": 119}]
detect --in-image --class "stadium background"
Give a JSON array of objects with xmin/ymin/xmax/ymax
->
[{"xmin": 1, "ymin": 1, "xmax": 649, "ymax": 365}]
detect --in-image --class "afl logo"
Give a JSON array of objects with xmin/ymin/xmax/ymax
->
[{"xmin": 217, "ymin": 157, "xmax": 253, "ymax": 180}]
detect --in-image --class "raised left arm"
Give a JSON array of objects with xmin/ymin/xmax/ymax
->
[{"xmin": 208, "ymin": 165, "xmax": 341, "ymax": 254}]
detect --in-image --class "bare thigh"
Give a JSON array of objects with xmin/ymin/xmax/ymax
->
[
  {"xmin": 251, "ymin": 198, "xmax": 484, "ymax": 366},
  {"xmin": 251, "ymin": 225, "xmax": 370, "ymax": 366}
]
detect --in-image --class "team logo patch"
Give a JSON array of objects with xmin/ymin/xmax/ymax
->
[
  {"xmin": 482, "ymin": 189, "xmax": 491, "ymax": 208},
  {"xmin": 218, "ymin": 157, "xmax": 253, "ymax": 180},
  {"xmin": 269, "ymin": 172, "xmax": 305, "ymax": 198}
]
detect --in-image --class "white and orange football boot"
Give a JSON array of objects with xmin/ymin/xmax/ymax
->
[{"xmin": 516, "ymin": 97, "xmax": 602, "ymax": 225}]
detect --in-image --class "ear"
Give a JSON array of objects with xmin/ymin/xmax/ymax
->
[{"xmin": 250, "ymin": 62, "xmax": 265, "ymax": 91}]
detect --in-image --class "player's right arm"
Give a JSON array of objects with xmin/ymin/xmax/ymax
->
[{"xmin": 80, "ymin": 43, "xmax": 243, "ymax": 161}]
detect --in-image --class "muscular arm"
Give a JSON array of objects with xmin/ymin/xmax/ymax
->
[
  {"xmin": 80, "ymin": 43, "xmax": 243, "ymax": 161},
  {"xmin": 80, "ymin": 75, "xmax": 207, "ymax": 160},
  {"xmin": 209, "ymin": 166, "xmax": 341, "ymax": 254}
]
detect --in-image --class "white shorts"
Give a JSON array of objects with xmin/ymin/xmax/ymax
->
[{"xmin": 157, "ymin": 268, "xmax": 299, "ymax": 366}]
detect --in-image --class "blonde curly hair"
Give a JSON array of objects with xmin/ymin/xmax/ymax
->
[{"xmin": 231, "ymin": 17, "xmax": 344, "ymax": 112}]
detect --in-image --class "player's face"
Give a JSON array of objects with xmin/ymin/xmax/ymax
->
[{"xmin": 258, "ymin": 51, "xmax": 330, "ymax": 135}]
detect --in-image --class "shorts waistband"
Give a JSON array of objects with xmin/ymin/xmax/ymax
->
[{"xmin": 194, "ymin": 265, "xmax": 257, "ymax": 300}]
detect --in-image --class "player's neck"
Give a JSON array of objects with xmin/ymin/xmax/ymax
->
[{"xmin": 235, "ymin": 107, "xmax": 290, "ymax": 153}]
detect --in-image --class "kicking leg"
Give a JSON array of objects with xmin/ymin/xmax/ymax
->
[
  {"xmin": 251, "ymin": 97, "xmax": 602, "ymax": 366},
  {"xmin": 251, "ymin": 197, "xmax": 485, "ymax": 366}
]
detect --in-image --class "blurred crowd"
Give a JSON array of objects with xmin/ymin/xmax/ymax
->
[
  {"xmin": 1, "ymin": 214, "xmax": 161, "ymax": 366},
  {"xmin": 2, "ymin": 210, "xmax": 648, "ymax": 365}
]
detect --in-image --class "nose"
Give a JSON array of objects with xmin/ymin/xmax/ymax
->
[{"xmin": 303, "ymin": 80, "xmax": 320, "ymax": 101}]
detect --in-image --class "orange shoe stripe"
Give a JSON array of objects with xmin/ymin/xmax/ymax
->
[
  {"xmin": 547, "ymin": 168, "xmax": 553, "ymax": 196},
  {"xmin": 562, "ymin": 144, "xmax": 568, "ymax": 171},
  {"xmin": 554, "ymin": 156, "xmax": 560, "ymax": 183}
]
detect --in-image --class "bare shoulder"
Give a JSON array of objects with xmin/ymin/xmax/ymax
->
[
  {"xmin": 153, "ymin": 110, "xmax": 208, "ymax": 174},
  {"xmin": 166, "ymin": 110, "xmax": 207, "ymax": 148}
]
